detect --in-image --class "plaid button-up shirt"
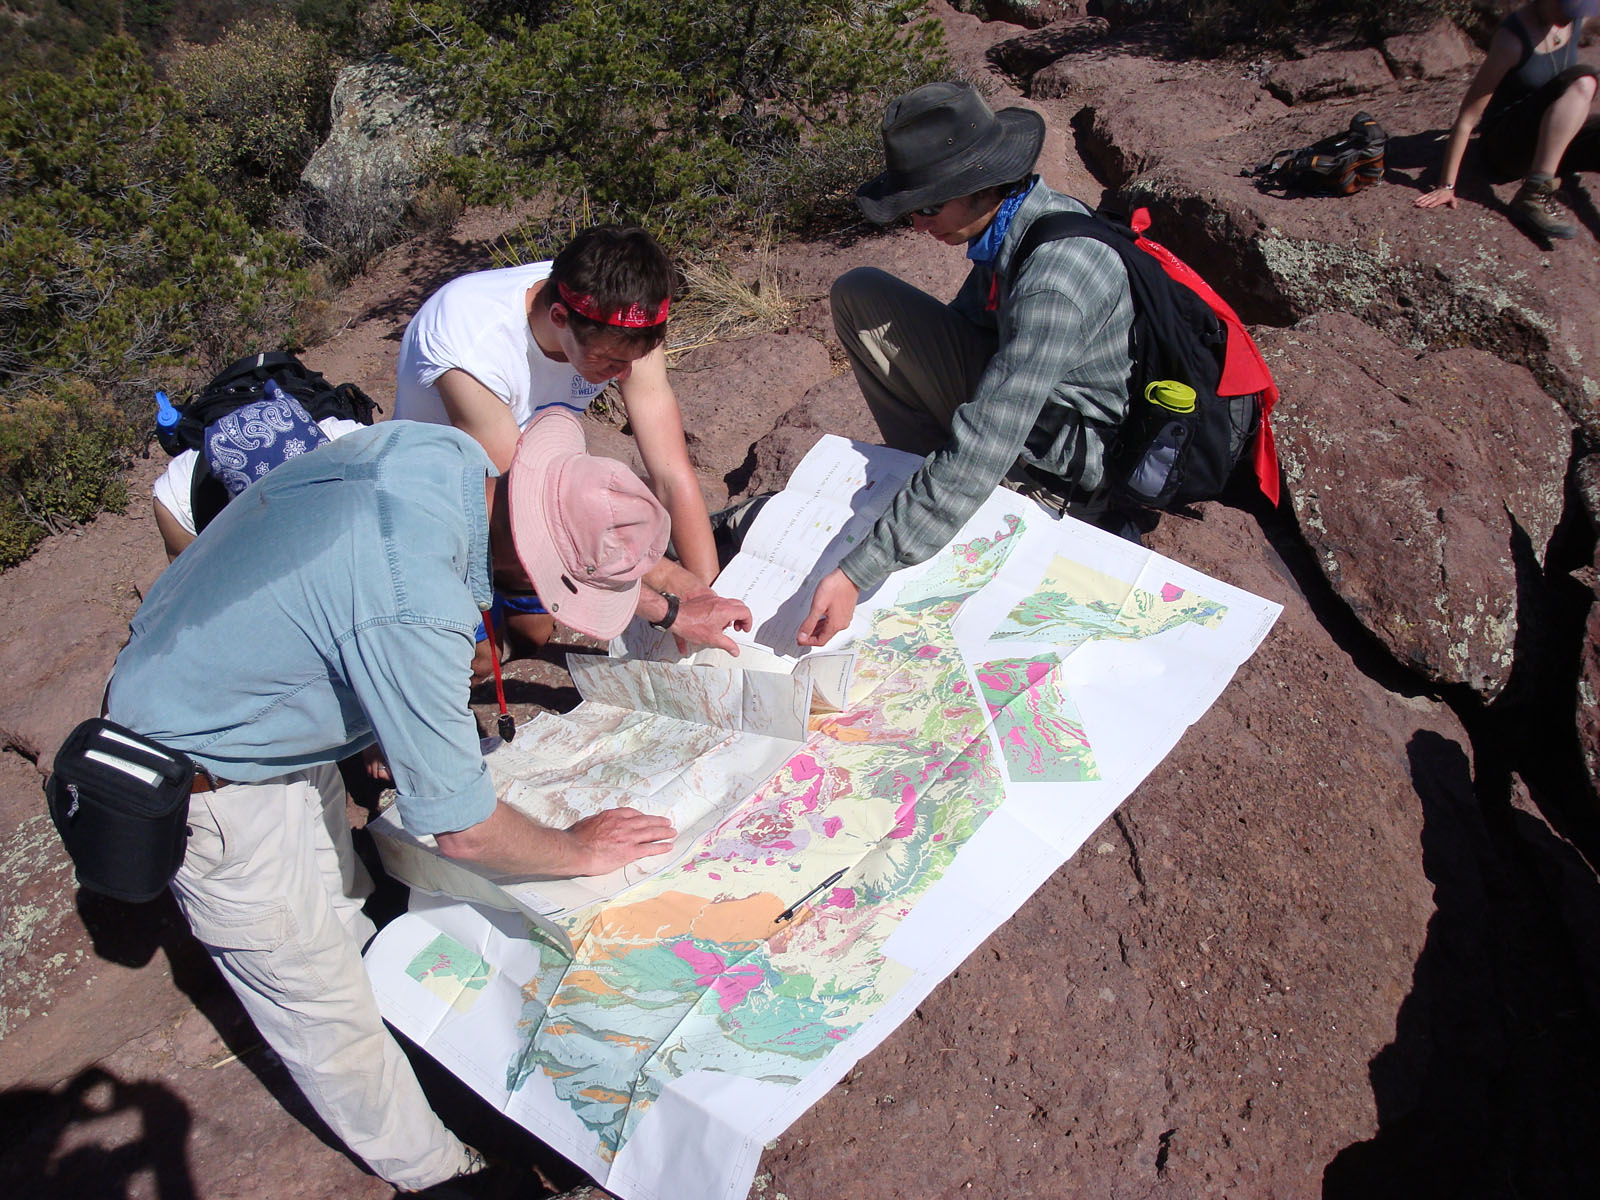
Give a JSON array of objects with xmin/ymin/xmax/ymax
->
[{"xmin": 840, "ymin": 183, "xmax": 1134, "ymax": 592}]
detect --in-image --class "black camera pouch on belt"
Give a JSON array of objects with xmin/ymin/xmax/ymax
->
[{"xmin": 47, "ymin": 718, "xmax": 196, "ymax": 903}]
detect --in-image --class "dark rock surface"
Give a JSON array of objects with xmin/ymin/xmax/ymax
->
[
  {"xmin": 1381, "ymin": 19, "xmax": 1477, "ymax": 81},
  {"xmin": 1266, "ymin": 49, "xmax": 1396, "ymax": 105},
  {"xmin": 1261, "ymin": 312, "xmax": 1571, "ymax": 699},
  {"xmin": 1576, "ymin": 454, "xmax": 1600, "ymax": 804},
  {"xmin": 987, "ymin": 15, "xmax": 1110, "ymax": 75}
]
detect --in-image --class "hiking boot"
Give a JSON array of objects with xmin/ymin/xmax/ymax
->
[{"xmin": 1509, "ymin": 174, "xmax": 1577, "ymax": 240}]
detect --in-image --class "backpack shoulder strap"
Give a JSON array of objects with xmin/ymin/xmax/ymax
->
[
  {"xmin": 1007, "ymin": 210, "xmax": 1131, "ymax": 288},
  {"xmin": 1010, "ymin": 206, "xmax": 1226, "ymax": 392},
  {"xmin": 202, "ymin": 351, "xmax": 301, "ymax": 395},
  {"xmin": 189, "ymin": 458, "xmax": 230, "ymax": 535}
]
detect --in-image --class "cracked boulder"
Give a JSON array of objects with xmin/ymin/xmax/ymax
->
[
  {"xmin": 299, "ymin": 56, "xmax": 476, "ymax": 248},
  {"xmin": 1260, "ymin": 312, "xmax": 1571, "ymax": 699}
]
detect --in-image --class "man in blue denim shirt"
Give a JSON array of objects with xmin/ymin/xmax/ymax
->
[{"xmin": 106, "ymin": 410, "xmax": 750, "ymax": 1195}]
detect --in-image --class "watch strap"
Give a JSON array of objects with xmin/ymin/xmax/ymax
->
[{"xmin": 649, "ymin": 591, "xmax": 680, "ymax": 630}]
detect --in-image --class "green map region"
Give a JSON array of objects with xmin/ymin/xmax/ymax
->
[
  {"xmin": 406, "ymin": 934, "xmax": 493, "ymax": 1015},
  {"xmin": 975, "ymin": 657, "xmax": 1097, "ymax": 782},
  {"xmin": 992, "ymin": 557, "xmax": 1228, "ymax": 646}
]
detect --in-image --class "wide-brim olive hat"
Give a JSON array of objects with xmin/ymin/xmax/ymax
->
[{"xmin": 856, "ymin": 82, "xmax": 1045, "ymax": 225}]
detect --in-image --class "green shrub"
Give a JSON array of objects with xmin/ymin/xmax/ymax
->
[
  {"xmin": 0, "ymin": 381, "xmax": 133, "ymax": 567},
  {"xmin": 168, "ymin": 17, "xmax": 338, "ymax": 225},
  {"xmin": 0, "ymin": 38, "xmax": 305, "ymax": 563},
  {"xmin": 393, "ymin": 0, "xmax": 947, "ymax": 246},
  {"xmin": 0, "ymin": 0, "xmax": 174, "ymax": 78}
]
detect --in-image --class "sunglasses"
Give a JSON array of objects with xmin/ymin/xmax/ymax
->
[{"xmin": 912, "ymin": 202, "xmax": 946, "ymax": 218}]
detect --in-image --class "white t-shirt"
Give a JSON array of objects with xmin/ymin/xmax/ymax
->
[
  {"xmin": 393, "ymin": 261, "xmax": 610, "ymax": 429},
  {"xmin": 152, "ymin": 417, "xmax": 366, "ymax": 537}
]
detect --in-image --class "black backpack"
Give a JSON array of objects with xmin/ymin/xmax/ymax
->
[
  {"xmin": 1008, "ymin": 209, "xmax": 1261, "ymax": 511},
  {"xmin": 1245, "ymin": 111, "xmax": 1387, "ymax": 196},
  {"xmin": 156, "ymin": 350, "xmax": 380, "ymax": 533}
]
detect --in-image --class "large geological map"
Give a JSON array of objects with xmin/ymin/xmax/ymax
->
[{"xmin": 366, "ymin": 438, "xmax": 1280, "ymax": 1200}]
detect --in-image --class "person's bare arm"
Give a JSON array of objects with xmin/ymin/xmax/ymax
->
[
  {"xmin": 635, "ymin": 563, "xmax": 753, "ymax": 654},
  {"xmin": 433, "ymin": 799, "xmax": 676, "ymax": 876},
  {"xmin": 154, "ymin": 498, "xmax": 195, "ymax": 561},
  {"xmin": 435, "ymin": 369, "xmax": 522, "ymax": 471},
  {"xmin": 617, "ymin": 348, "xmax": 719, "ymax": 585},
  {"xmin": 1416, "ymin": 28, "xmax": 1522, "ymax": 208}
]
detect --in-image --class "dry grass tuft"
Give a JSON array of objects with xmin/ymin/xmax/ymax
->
[{"xmin": 668, "ymin": 241, "xmax": 798, "ymax": 359}]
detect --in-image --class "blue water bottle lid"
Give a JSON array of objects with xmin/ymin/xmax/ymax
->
[{"xmin": 155, "ymin": 390, "xmax": 180, "ymax": 428}]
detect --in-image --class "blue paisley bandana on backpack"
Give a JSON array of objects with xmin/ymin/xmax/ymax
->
[{"xmin": 204, "ymin": 392, "xmax": 331, "ymax": 498}]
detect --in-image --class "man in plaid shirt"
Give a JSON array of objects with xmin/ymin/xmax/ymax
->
[{"xmin": 798, "ymin": 82, "xmax": 1135, "ymax": 646}]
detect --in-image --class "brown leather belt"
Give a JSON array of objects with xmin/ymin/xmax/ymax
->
[{"xmin": 190, "ymin": 773, "xmax": 231, "ymax": 795}]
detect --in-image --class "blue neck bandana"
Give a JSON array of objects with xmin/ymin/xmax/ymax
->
[{"xmin": 967, "ymin": 176, "xmax": 1039, "ymax": 268}]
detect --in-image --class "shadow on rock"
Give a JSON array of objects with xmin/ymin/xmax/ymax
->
[
  {"xmin": 0, "ymin": 1066, "xmax": 196, "ymax": 1198},
  {"xmin": 69, "ymin": 887, "xmax": 368, "ymax": 1173},
  {"xmin": 73, "ymin": 889, "xmax": 258, "ymax": 1057},
  {"xmin": 1322, "ymin": 730, "xmax": 1600, "ymax": 1198}
]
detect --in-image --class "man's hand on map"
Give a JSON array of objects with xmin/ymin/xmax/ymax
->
[
  {"xmin": 798, "ymin": 568, "xmax": 859, "ymax": 647},
  {"xmin": 435, "ymin": 800, "xmax": 675, "ymax": 876},
  {"xmin": 565, "ymin": 807, "xmax": 678, "ymax": 875},
  {"xmin": 668, "ymin": 592, "xmax": 753, "ymax": 654}
]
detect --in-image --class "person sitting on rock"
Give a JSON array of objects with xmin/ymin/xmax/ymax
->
[
  {"xmin": 105, "ymin": 411, "xmax": 751, "ymax": 1198},
  {"xmin": 798, "ymin": 82, "xmax": 1138, "ymax": 646},
  {"xmin": 396, "ymin": 223, "xmax": 718, "ymax": 668},
  {"xmin": 1415, "ymin": 0, "xmax": 1598, "ymax": 241}
]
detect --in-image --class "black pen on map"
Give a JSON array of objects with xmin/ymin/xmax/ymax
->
[{"xmin": 775, "ymin": 868, "xmax": 847, "ymax": 923}]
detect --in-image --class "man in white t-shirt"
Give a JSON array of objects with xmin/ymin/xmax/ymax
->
[{"xmin": 395, "ymin": 225, "xmax": 719, "ymax": 659}]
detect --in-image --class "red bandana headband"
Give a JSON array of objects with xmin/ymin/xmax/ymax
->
[{"xmin": 556, "ymin": 280, "xmax": 670, "ymax": 329}]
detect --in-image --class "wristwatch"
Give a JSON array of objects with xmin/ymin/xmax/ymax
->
[{"xmin": 649, "ymin": 591, "xmax": 680, "ymax": 630}]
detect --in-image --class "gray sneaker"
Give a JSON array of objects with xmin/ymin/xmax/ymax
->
[{"xmin": 1509, "ymin": 174, "xmax": 1578, "ymax": 240}]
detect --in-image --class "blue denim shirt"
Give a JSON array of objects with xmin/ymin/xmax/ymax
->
[{"xmin": 108, "ymin": 422, "xmax": 498, "ymax": 836}]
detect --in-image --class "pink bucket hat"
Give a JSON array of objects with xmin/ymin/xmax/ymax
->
[{"xmin": 506, "ymin": 409, "xmax": 669, "ymax": 639}]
